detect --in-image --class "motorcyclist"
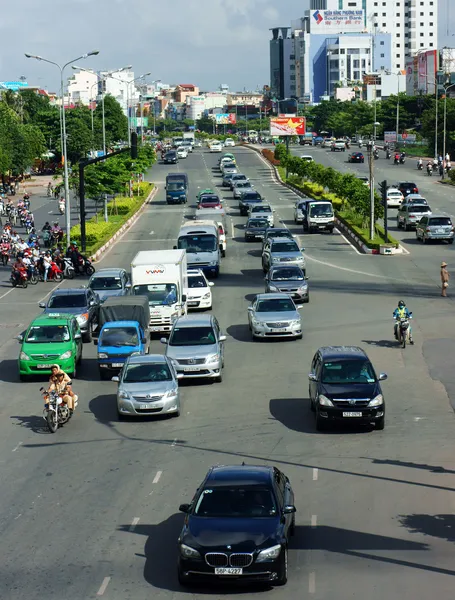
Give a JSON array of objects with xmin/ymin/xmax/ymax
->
[
  {"xmin": 11, "ymin": 257, "xmax": 26, "ymax": 284},
  {"xmin": 46, "ymin": 365, "xmax": 78, "ymax": 413},
  {"xmin": 42, "ymin": 221, "xmax": 51, "ymax": 232},
  {"xmin": 427, "ymin": 161, "xmax": 433, "ymax": 173},
  {"xmin": 417, "ymin": 158, "xmax": 423, "ymax": 169},
  {"xmin": 393, "ymin": 300, "xmax": 413, "ymax": 344},
  {"xmin": 394, "ymin": 152, "xmax": 400, "ymax": 164},
  {"xmin": 400, "ymin": 151, "xmax": 406, "ymax": 163}
]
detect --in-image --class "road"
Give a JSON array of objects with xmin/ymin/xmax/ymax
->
[{"xmin": 0, "ymin": 146, "xmax": 454, "ymax": 599}]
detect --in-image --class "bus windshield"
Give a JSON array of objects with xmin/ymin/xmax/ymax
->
[{"xmin": 178, "ymin": 234, "xmax": 217, "ymax": 252}]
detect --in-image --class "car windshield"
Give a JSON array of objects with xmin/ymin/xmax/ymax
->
[
  {"xmin": 188, "ymin": 275, "xmax": 207, "ymax": 288},
  {"xmin": 132, "ymin": 283, "xmax": 177, "ymax": 306},
  {"xmin": 271, "ymin": 241, "xmax": 299, "ymax": 253},
  {"xmin": 178, "ymin": 234, "xmax": 217, "ymax": 252},
  {"xmin": 123, "ymin": 363, "xmax": 172, "ymax": 383},
  {"xmin": 429, "ymin": 217, "xmax": 452, "ymax": 226},
  {"xmin": 236, "ymin": 182, "xmax": 250, "ymax": 188},
  {"xmin": 233, "ymin": 175, "xmax": 247, "ymax": 181},
  {"xmin": 169, "ymin": 326, "xmax": 216, "ymax": 346},
  {"xmin": 167, "ymin": 182, "xmax": 185, "ymax": 191},
  {"xmin": 89, "ymin": 276, "xmax": 122, "ymax": 290},
  {"xmin": 408, "ymin": 198, "xmax": 427, "ymax": 205},
  {"xmin": 256, "ymin": 298, "xmax": 295, "ymax": 312},
  {"xmin": 309, "ymin": 204, "xmax": 333, "ymax": 217},
  {"xmin": 26, "ymin": 325, "xmax": 70, "ymax": 343},
  {"xmin": 252, "ymin": 206, "xmax": 271, "ymax": 213},
  {"xmin": 194, "ymin": 487, "xmax": 277, "ymax": 518},
  {"xmin": 248, "ymin": 220, "xmax": 268, "ymax": 228},
  {"xmin": 271, "ymin": 267, "xmax": 304, "ymax": 281},
  {"xmin": 100, "ymin": 327, "xmax": 139, "ymax": 347},
  {"xmin": 48, "ymin": 294, "xmax": 86, "ymax": 308},
  {"xmin": 321, "ymin": 359, "xmax": 376, "ymax": 384}
]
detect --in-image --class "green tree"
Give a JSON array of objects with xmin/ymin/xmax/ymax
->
[{"xmin": 93, "ymin": 94, "xmax": 128, "ymax": 150}]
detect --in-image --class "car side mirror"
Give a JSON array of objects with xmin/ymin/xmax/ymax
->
[
  {"xmin": 247, "ymin": 307, "xmax": 253, "ymax": 312},
  {"xmin": 16, "ymin": 333, "xmax": 24, "ymax": 342},
  {"xmin": 160, "ymin": 337, "xmax": 168, "ymax": 344},
  {"xmin": 38, "ymin": 302, "xmax": 46, "ymax": 308},
  {"xmin": 125, "ymin": 283, "xmax": 131, "ymax": 289},
  {"xmin": 301, "ymin": 248, "xmax": 305, "ymax": 252},
  {"xmin": 182, "ymin": 294, "xmax": 187, "ymax": 302},
  {"xmin": 297, "ymin": 305, "xmax": 304, "ymax": 309},
  {"xmin": 111, "ymin": 376, "xmax": 119, "ymax": 382},
  {"xmin": 219, "ymin": 335, "xmax": 227, "ymax": 342},
  {"xmin": 173, "ymin": 245, "xmax": 177, "ymax": 250},
  {"xmin": 75, "ymin": 333, "xmax": 82, "ymax": 340},
  {"xmin": 378, "ymin": 373, "xmax": 388, "ymax": 381},
  {"xmin": 283, "ymin": 505, "xmax": 296, "ymax": 514},
  {"xmin": 305, "ymin": 276, "xmax": 310, "ymax": 280},
  {"xmin": 179, "ymin": 503, "xmax": 190, "ymax": 513},
  {"xmin": 141, "ymin": 337, "xmax": 146, "ymax": 344},
  {"xmin": 308, "ymin": 373, "xmax": 317, "ymax": 382},
  {"xmin": 208, "ymin": 281, "xmax": 214, "ymax": 287}
]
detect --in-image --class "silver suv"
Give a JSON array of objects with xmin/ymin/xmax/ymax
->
[
  {"xmin": 262, "ymin": 238, "xmax": 305, "ymax": 272},
  {"xmin": 161, "ymin": 314, "xmax": 225, "ymax": 382},
  {"xmin": 415, "ymin": 213, "xmax": 454, "ymax": 244},
  {"xmin": 397, "ymin": 203, "xmax": 432, "ymax": 231}
]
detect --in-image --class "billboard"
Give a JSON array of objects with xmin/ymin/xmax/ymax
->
[
  {"xmin": 0, "ymin": 81, "xmax": 28, "ymax": 91},
  {"xmin": 311, "ymin": 9, "xmax": 364, "ymax": 34},
  {"xmin": 215, "ymin": 113, "xmax": 236, "ymax": 125},
  {"xmin": 270, "ymin": 117, "xmax": 306, "ymax": 137}
]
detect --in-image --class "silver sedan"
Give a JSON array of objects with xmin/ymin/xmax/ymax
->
[
  {"xmin": 247, "ymin": 293, "xmax": 303, "ymax": 340},
  {"xmin": 265, "ymin": 266, "xmax": 309, "ymax": 303}
]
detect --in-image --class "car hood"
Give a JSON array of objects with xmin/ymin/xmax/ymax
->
[
  {"xmin": 241, "ymin": 198, "xmax": 262, "ymax": 204},
  {"xmin": 186, "ymin": 289, "xmax": 209, "ymax": 299},
  {"xmin": 183, "ymin": 516, "xmax": 280, "ymax": 551},
  {"xmin": 269, "ymin": 279, "xmax": 306, "ymax": 288},
  {"xmin": 44, "ymin": 306, "xmax": 87, "ymax": 316},
  {"xmin": 22, "ymin": 341, "xmax": 72, "ymax": 356},
  {"xmin": 321, "ymin": 382, "xmax": 380, "ymax": 399},
  {"xmin": 165, "ymin": 343, "xmax": 218, "ymax": 360},
  {"xmin": 271, "ymin": 252, "xmax": 303, "ymax": 260},
  {"xmin": 253, "ymin": 310, "xmax": 300, "ymax": 323},
  {"xmin": 119, "ymin": 380, "xmax": 175, "ymax": 396}
]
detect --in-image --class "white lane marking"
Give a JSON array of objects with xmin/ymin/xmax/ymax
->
[
  {"xmin": 12, "ymin": 442, "xmax": 23, "ymax": 452},
  {"xmin": 149, "ymin": 490, "xmax": 154, "ymax": 497},
  {"xmin": 311, "ymin": 514, "xmax": 317, "ymax": 528},
  {"xmin": 48, "ymin": 210, "xmax": 53, "ymax": 214},
  {"xmin": 0, "ymin": 288, "xmax": 14, "ymax": 300},
  {"xmin": 336, "ymin": 228, "xmax": 361, "ymax": 254},
  {"xmin": 309, "ymin": 572, "xmax": 316, "ymax": 594},
  {"xmin": 38, "ymin": 280, "xmax": 64, "ymax": 303},
  {"xmin": 231, "ymin": 220, "xmax": 235, "ymax": 239},
  {"xmin": 129, "ymin": 517, "xmax": 140, "ymax": 532},
  {"xmin": 97, "ymin": 577, "xmax": 111, "ymax": 596},
  {"xmin": 153, "ymin": 470, "xmax": 162, "ymax": 484},
  {"xmin": 304, "ymin": 254, "xmax": 403, "ymax": 281},
  {"xmin": 149, "ymin": 230, "xmax": 154, "ymax": 235},
  {"xmin": 171, "ymin": 438, "xmax": 177, "ymax": 447},
  {"xmin": 14, "ymin": 513, "xmax": 22, "ymax": 520},
  {"xmin": 313, "ymin": 468, "xmax": 318, "ymax": 481}
]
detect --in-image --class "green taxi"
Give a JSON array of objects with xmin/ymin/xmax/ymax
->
[
  {"xmin": 218, "ymin": 153, "xmax": 236, "ymax": 165},
  {"xmin": 196, "ymin": 189, "xmax": 216, "ymax": 203},
  {"xmin": 17, "ymin": 314, "xmax": 83, "ymax": 381}
]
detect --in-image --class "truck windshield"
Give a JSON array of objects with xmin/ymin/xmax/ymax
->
[
  {"xmin": 167, "ymin": 182, "xmax": 185, "ymax": 191},
  {"xmin": 132, "ymin": 283, "xmax": 178, "ymax": 306},
  {"xmin": 100, "ymin": 327, "xmax": 139, "ymax": 347},
  {"xmin": 178, "ymin": 234, "xmax": 217, "ymax": 252},
  {"xmin": 310, "ymin": 204, "xmax": 333, "ymax": 217}
]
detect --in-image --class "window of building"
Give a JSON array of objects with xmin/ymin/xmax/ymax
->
[
  {"xmin": 429, "ymin": 22, "xmax": 433, "ymax": 25},
  {"xmin": 374, "ymin": 1, "xmax": 378, "ymax": 4},
  {"xmin": 397, "ymin": 33, "xmax": 400, "ymax": 37},
  {"xmin": 340, "ymin": 49, "xmax": 345, "ymax": 54},
  {"xmin": 396, "ymin": 53, "xmax": 401, "ymax": 58},
  {"xmin": 353, "ymin": 59, "xmax": 360, "ymax": 68},
  {"xmin": 430, "ymin": 32, "xmax": 433, "ymax": 36},
  {"xmin": 380, "ymin": 41, "xmax": 384, "ymax": 45},
  {"xmin": 420, "ymin": 22, "xmax": 424, "ymax": 26},
  {"xmin": 396, "ymin": 13, "xmax": 400, "ymax": 16},
  {"xmin": 420, "ymin": 12, "xmax": 423, "ymax": 15},
  {"xmin": 374, "ymin": 22, "xmax": 378, "ymax": 27},
  {"xmin": 290, "ymin": 55, "xmax": 295, "ymax": 59},
  {"xmin": 382, "ymin": 12, "xmax": 386, "ymax": 16},
  {"xmin": 429, "ymin": 42, "xmax": 433, "ymax": 46},
  {"xmin": 420, "ymin": 43, "xmax": 425, "ymax": 47},
  {"xmin": 348, "ymin": 1, "xmax": 356, "ymax": 5},
  {"xmin": 396, "ymin": 43, "xmax": 400, "ymax": 47},
  {"xmin": 374, "ymin": 12, "xmax": 378, "ymax": 16},
  {"xmin": 382, "ymin": 23, "xmax": 387, "ymax": 27},
  {"xmin": 430, "ymin": 12, "xmax": 433, "ymax": 15},
  {"xmin": 396, "ymin": 64, "xmax": 400, "ymax": 68},
  {"xmin": 361, "ymin": 59, "xmax": 366, "ymax": 68},
  {"xmin": 420, "ymin": 32, "xmax": 424, "ymax": 36},
  {"xmin": 353, "ymin": 71, "xmax": 360, "ymax": 80},
  {"xmin": 380, "ymin": 53, "xmax": 385, "ymax": 57}
]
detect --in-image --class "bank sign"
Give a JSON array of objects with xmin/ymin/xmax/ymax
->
[{"xmin": 312, "ymin": 9, "xmax": 365, "ymax": 34}]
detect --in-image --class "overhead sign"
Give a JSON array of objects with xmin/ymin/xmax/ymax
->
[
  {"xmin": 215, "ymin": 113, "xmax": 236, "ymax": 125},
  {"xmin": 270, "ymin": 117, "xmax": 306, "ymax": 137},
  {"xmin": 0, "ymin": 81, "xmax": 28, "ymax": 91},
  {"xmin": 311, "ymin": 9, "xmax": 364, "ymax": 34}
]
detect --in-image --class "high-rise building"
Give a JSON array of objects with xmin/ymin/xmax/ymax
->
[{"xmin": 269, "ymin": 27, "xmax": 295, "ymax": 100}]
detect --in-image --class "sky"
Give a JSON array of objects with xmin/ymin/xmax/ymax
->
[
  {"xmin": 1, "ymin": 0, "xmax": 454, "ymax": 94},
  {"xmin": 0, "ymin": 0, "xmax": 305, "ymax": 93}
]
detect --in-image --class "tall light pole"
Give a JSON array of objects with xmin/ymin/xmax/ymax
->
[
  {"xmin": 442, "ymin": 83, "xmax": 455, "ymax": 179},
  {"xmin": 25, "ymin": 50, "xmax": 99, "ymax": 245},
  {"xmin": 108, "ymin": 72, "xmax": 150, "ymax": 145}
]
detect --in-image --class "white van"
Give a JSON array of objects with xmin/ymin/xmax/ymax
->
[
  {"xmin": 195, "ymin": 211, "xmax": 227, "ymax": 257},
  {"xmin": 176, "ymin": 223, "xmax": 221, "ymax": 278}
]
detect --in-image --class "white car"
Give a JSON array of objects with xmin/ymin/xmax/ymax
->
[
  {"xmin": 386, "ymin": 188, "xmax": 404, "ymax": 208},
  {"xmin": 210, "ymin": 142, "xmax": 223, "ymax": 152},
  {"xmin": 248, "ymin": 203, "xmax": 275, "ymax": 227},
  {"xmin": 224, "ymin": 138, "xmax": 235, "ymax": 147},
  {"xmin": 176, "ymin": 147, "xmax": 188, "ymax": 159},
  {"xmin": 185, "ymin": 269, "xmax": 214, "ymax": 310},
  {"xmin": 300, "ymin": 155, "xmax": 314, "ymax": 162},
  {"xmin": 181, "ymin": 141, "xmax": 193, "ymax": 153}
]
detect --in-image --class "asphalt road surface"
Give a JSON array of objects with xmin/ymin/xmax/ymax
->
[{"xmin": 0, "ymin": 146, "xmax": 454, "ymax": 599}]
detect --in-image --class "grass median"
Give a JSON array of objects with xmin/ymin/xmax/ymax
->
[{"xmin": 69, "ymin": 182, "xmax": 154, "ymax": 256}]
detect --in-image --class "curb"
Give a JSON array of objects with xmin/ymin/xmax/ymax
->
[{"xmin": 90, "ymin": 185, "xmax": 158, "ymax": 262}]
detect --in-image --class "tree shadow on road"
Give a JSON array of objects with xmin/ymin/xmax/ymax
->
[{"xmin": 399, "ymin": 514, "xmax": 455, "ymax": 543}]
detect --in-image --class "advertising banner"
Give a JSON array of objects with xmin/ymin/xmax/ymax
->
[
  {"xmin": 270, "ymin": 117, "xmax": 306, "ymax": 137},
  {"xmin": 215, "ymin": 113, "xmax": 236, "ymax": 125},
  {"xmin": 384, "ymin": 131, "xmax": 397, "ymax": 143},
  {"xmin": 311, "ymin": 9, "xmax": 364, "ymax": 34}
]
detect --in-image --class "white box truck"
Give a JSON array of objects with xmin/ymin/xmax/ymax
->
[{"xmin": 131, "ymin": 250, "xmax": 188, "ymax": 333}]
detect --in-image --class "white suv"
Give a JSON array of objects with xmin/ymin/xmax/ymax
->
[{"xmin": 185, "ymin": 269, "xmax": 214, "ymax": 310}]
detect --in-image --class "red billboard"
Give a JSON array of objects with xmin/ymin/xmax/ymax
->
[{"xmin": 270, "ymin": 117, "xmax": 306, "ymax": 136}]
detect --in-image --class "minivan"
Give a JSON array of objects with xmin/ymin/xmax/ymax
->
[{"xmin": 176, "ymin": 223, "xmax": 221, "ymax": 277}]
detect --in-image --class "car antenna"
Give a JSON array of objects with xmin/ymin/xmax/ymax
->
[{"xmin": 242, "ymin": 461, "xmax": 245, "ymax": 466}]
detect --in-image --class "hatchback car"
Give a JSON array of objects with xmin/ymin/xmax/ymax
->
[
  {"xmin": 224, "ymin": 138, "xmax": 235, "ymax": 147},
  {"xmin": 186, "ymin": 268, "xmax": 214, "ymax": 310},
  {"xmin": 331, "ymin": 140, "xmax": 346, "ymax": 152},
  {"xmin": 415, "ymin": 213, "xmax": 454, "ymax": 244},
  {"xmin": 348, "ymin": 152, "xmax": 364, "ymax": 163},
  {"xmin": 397, "ymin": 181, "xmax": 418, "ymax": 196},
  {"xmin": 239, "ymin": 191, "xmax": 263, "ymax": 216},
  {"xmin": 39, "ymin": 287, "xmax": 100, "ymax": 342},
  {"xmin": 397, "ymin": 203, "xmax": 432, "ymax": 230},
  {"xmin": 163, "ymin": 150, "xmax": 178, "ymax": 164},
  {"xmin": 300, "ymin": 155, "xmax": 314, "ymax": 162},
  {"xmin": 245, "ymin": 217, "xmax": 269, "ymax": 242},
  {"xmin": 161, "ymin": 314, "xmax": 226, "ymax": 382},
  {"xmin": 248, "ymin": 293, "xmax": 302, "ymax": 340},
  {"xmin": 261, "ymin": 228, "xmax": 294, "ymax": 251},
  {"xmin": 88, "ymin": 268, "xmax": 130, "ymax": 303},
  {"xmin": 177, "ymin": 464, "xmax": 295, "ymax": 586},
  {"xmin": 233, "ymin": 181, "xmax": 254, "ymax": 199},
  {"xmin": 386, "ymin": 188, "xmax": 404, "ymax": 208},
  {"xmin": 176, "ymin": 147, "xmax": 188, "ymax": 159},
  {"xmin": 229, "ymin": 173, "xmax": 249, "ymax": 189},
  {"xmin": 112, "ymin": 354, "xmax": 182, "ymax": 419},
  {"xmin": 248, "ymin": 203, "xmax": 275, "ymax": 227},
  {"xmin": 265, "ymin": 265, "xmax": 309, "ymax": 303},
  {"xmin": 308, "ymin": 346, "xmax": 387, "ymax": 431},
  {"xmin": 262, "ymin": 238, "xmax": 305, "ymax": 272}
]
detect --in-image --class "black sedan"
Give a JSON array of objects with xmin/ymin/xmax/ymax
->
[
  {"xmin": 239, "ymin": 191, "xmax": 263, "ymax": 216},
  {"xmin": 177, "ymin": 464, "xmax": 296, "ymax": 586},
  {"xmin": 348, "ymin": 152, "xmax": 364, "ymax": 163},
  {"xmin": 163, "ymin": 150, "xmax": 178, "ymax": 164},
  {"xmin": 244, "ymin": 218, "xmax": 269, "ymax": 242}
]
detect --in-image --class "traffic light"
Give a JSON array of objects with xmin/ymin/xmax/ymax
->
[
  {"xmin": 379, "ymin": 180, "xmax": 388, "ymax": 205},
  {"xmin": 131, "ymin": 132, "xmax": 138, "ymax": 159}
]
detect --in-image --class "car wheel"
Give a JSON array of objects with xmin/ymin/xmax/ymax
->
[
  {"xmin": 397, "ymin": 220, "xmax": 402, "ymax": 229},
  {"xmin": 117, "ymin": 411, "xmax": 127, "ymax": 421},
  {"xmin": 214, "ymin": 371, "xmax": 223, "ymax": 383},
  {"xmin": 304, "ymin": 295, "xmax": 310, "ymax": 303},
  {"xmin": 315, "ymin": 411, "xmax": 327, "ymax": 432},
  {"xmin": 274, "ymin": 546, "xmax": 288, "ymax": 586},
  {"xmin": 422, "ymin": 235, "xmax": 426, "ymax": 244},
  {"xmin": 375, "ymin": 416, "xmax": 385, "ymax": 430},
  {"xmin": 404, "ymin": 223, "xmax": 409, "ymax": 231},
  {"xmin": 19, "ymin": 374, "xmax": 26, "ymax": 382},
  {"xmin": 309, "ymin": 394, "xmax": 315, "ymax": 412},
  {"xmin": 290, "ymin": 517, "xmax": 296, "ymax": 536},
  {"xmin": 70, "ymin": 365, "xmax": 76, "ymax": 379}
]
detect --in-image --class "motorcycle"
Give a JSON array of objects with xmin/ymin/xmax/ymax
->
[
  {"xmin": 27, "ymin": 265, "xmax": 40, "ymax": 285},
  {"xmin": 51, "ymin": 230, "xmax": 62, "ymax": 246},
  {"xmin": 427, "ymin": 166, "xmax": 433, "ymax": 176},
  {"xmin": 25, "ymin": 220, "xmax": 34, "ymax": 235},
  {"xmin": 373, "ymin": 150, "xmax": 379, "ymax": 160},
  {"xmin": 42, "ymin": 260, "xmax": 64, "ymax": 282},
  {"xmin": 417, "ymin": 162, "xmax": 423, "ymax": 170},
  {"xmin": 399, "ymin": 156, "xmax": 406, "ymax": 164},
  {"xmin": 386, "ymin": 150, "xmax": 391, "ymax": 159},
  {"xmin": 394, "ymin": 156, "xmax": 400, "ymax": 165},
  {"xmin": 0, "ymin": 245, "xmax": 9, "ymax": 266},
  {"xmin": 40, "ymin": 388, "xmax": 72, "ymax": 433},
  {"xmin": 396, "ymin": 315, "xmax": 412, "ymax": 349},
  {"xmin": 24, "ymin": 199, "xmax": 30, "ymax": 210},
  {"xmin": 59, "ymin": 201, "xmax": 65, "ymax": 215},
  {"xmin": 10, "ymin": 269, "xmax": 28, "ymax": 288},
  {"xmin": 62, "ymin": 257, "xmax": 75, "ymax": 279},
  {"xmin": 76, "ymin": 256, "xmax": 95, "ymax": 276}
]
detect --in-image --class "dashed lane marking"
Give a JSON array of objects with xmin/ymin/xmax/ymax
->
[
  {"xmin": 97, "ymin": 577, "xmax": 111, "ymax": 596},
  {"xmin": 309, "ymin": 572, "xmax": 316, "ymax": 594},
  {"xmin": 129, "ymin": 517, "xmax": 140, "ymax": 532},
  {"xmin": 313, "ymin": 468, "xmax": 318, "ymax": 481},
  {"xmin": 153, "ymin": 470, "xmax": 162, "ymax": 484}
]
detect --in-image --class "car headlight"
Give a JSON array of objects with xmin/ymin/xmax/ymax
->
[
  {"xmin": 268, "ymin": 284, "xmax": 279, "ymax": 292},
  {"xmin": 252, "ymin": 319, "xmax": 264, "ymax": 327},
  {"xmin": 202, "ymin": 292, "xmax": 211, "ymax": 299},
  {"xmin": 208, "ymin": 260, "xmax": 218, "ymax": 266},
  {"xmin": 318, "ymin": 394, "xmax": 334, "ymax": 407},
  {"xmin": 98, "ymin": 353, "xmax": 108, "ymax": 359},
  {"xmin": 257, "ymin": 544, "xmax": 281, "ymax": 562},
  {"xmin": 206, "ymin": 353, "xmax": 220, "ymax": 363},
  {"xmin": 119, "ymin": 390, "xmax": 130, "ymax": 400},
  {"xmin": 290, "ymin": 320, "xmax": 301, "ymax": 326},
  {"xmin": 298, "ymin": 284, "xmax": 308, "ymax": 291},
  {"xmin": 163, "ymin": 388, "xmax": 178, "ymax": 398},
  {"xmin": 368, "ymin": 394, "xmax": 383, "ymax": 407},
  {"xmin": 19, "ymin": 351, "xmax": 31, "ymax": 361},
  {"xmin": 59, "ymin": 350, "xmax": 73, "ymax": 360},
  {"xmin": 76, "ymin": 313, "xmax": 89, "ymax": 325},
  {"xmin": 180, "ymin": 543, "xmax": 201, "ymax": 559}
]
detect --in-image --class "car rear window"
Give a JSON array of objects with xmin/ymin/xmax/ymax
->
[
  {"xmin": 429, "ymin": 217, "xmax": 452, "ymax": 226},
  {"xmin": 410, "ymin": 206, "xmax": 430, "ymax": 213}
]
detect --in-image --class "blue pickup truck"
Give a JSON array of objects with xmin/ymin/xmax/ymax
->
[
  {"xmin": 165, "ymin": 173, "xmax": 189, "ymax": 204},
  {"xmin": 95, "ymin": 296, "xmax": 150, "ymax": 380}
]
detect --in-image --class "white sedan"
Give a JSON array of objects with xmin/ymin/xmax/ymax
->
[
  {"xmin": 224, "ymin": 138, "xmax": 235, "ymax": 147},
  {"xmin": 176, "ymin": 147, "xmax": 188, "ymax": 159},
  {"xmin": 210, "ymin": 142, "xmax": 223, "ymax": 153},
  {"xmin": 185, "ymin": 269, "xmax": 214, "ymax": 310},
  {"xmin": 386, "ymin": 188, "xmax": 404, "ymax": 208}
]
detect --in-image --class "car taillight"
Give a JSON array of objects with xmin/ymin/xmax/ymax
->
[{"xmin": 426, "ymin": 228, "xmax": 431, "ymax": 232}]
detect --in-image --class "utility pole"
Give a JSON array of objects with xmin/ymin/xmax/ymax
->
[{"xmin": 367, "ymin": 141, "xmax": 375, "ymax": 240}]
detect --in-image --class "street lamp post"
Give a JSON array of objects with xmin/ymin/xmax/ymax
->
[
  {"xmin": 109, "ymin": 72, "xmax": 151, "ymax": 146},
  {"xmin": 367, "ymin": 141, "xmax": 375, "ymax": 241},
  {"xmin": 442, "ymin": 83, "xmax": 455, "ymax": 179},
  {"xmin": 25, "ymin": 50, "xmax": 99, "ymax": 245}
]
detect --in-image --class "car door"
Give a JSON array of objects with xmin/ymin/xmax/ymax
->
[
  {"xmin": 397, "ymin": 205, "xmax": 406, "ymax": 225},
  {"xmin": 262, "ymin": 241, "xmax": 271, "ymax": 268},
  {"xmin": 72, "ymin": 319, "xmax": 82, "ymax": 360},
  {"xmin": 248, "ymin": 298, "xmax": 257, "ymax": 327},
  {"xmin": 309, "ymin": 352, "xmax": 321, "ymax": 402},
  {"xmin": 213, "ymin": 318, "xmax": 224, "ymax": 364},
  {"xmin": 273, "ymin": 468, "xmax": 293, "ymax": 538}
]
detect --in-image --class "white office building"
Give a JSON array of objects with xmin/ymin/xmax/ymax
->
[
  {"xmin": 100, "ymin": 70, "xmax": 139, "ymax": 114},
  {"xmin": 67, "ymin": 70, "xmax": 98, "ymax": 105}
]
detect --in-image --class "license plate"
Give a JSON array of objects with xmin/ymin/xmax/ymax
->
[
  {"xmin": 112, "ymin": 363, "xmax": 123, "ymax": 368},
  {"xmin": 187, "ymin": 302, "xmax": 198, "ymax": 307},
  {"xmin": 318, "ymin": 225, "xmax": 326, "ymax": 229},
  {"xmin": 37, "ymin": 364, "xmax": 52, "ymax": 369},
  {"xmin": 270, "ymin": 328, "xmax": 285, "ymax": 333},
  {"xmin": 184, "ymin": 366, "xmax": 201, "ymax": 372},
  {"xmin": 215, "ymin": 568, "xmax": 243, "ymax": 575},
  {"xmin": 343, "ymin": 411, "xmax": 362, "ymax": 417},
  {"xmin": 436, "ymin": 229, "xmax": 445, "ymax": 234},
  {"xmin": 151, "ymin": 327, "xmax": 161, "ymax": 332}
]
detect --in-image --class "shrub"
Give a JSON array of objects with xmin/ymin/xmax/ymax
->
[
  {"xmin": 274, "ymin": 143, "xmax": 288, "ymax": 162},
  {"xmin": 449, "ymin": 170, "xmax": 455, "ymax": 184},
  {"xmin": 70, "ymin": 221, "xmax": 116, "ymax": 245}
]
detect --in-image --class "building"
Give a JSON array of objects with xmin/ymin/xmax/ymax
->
[
  {"xmin": 226, "ymin": 92, "xmax": 263, "ymax": 107},
  {"xmin": 67, "ymin": 70, "xmax": 98, "ymax": 105},
  {"xmin": 174, "ymin": 84, "xmax": 199, "ymax": 103},
  {"xmin": 187, "ymin": 96, "xmax": 206, "ymax": 121},
  {"xmin": 269, "ymin": 27, "xmax": 295, "ymax": 100}
]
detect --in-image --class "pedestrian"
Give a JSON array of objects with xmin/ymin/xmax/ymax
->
[
  {"xmin": 439, "ymin": 164, "xmax": 444, "ymax": 177},
  {"xmin": 441, "ymin": 261, "xmax": 450, "ymax": 297},
  {"xmin": 446, "ymin": 152, "xmax": 450, "ymax": 163}
]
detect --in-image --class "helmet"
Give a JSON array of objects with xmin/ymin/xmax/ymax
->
[{"xmin": 398, "ymin": 300, "xmax": 406, "ymax": 308}]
